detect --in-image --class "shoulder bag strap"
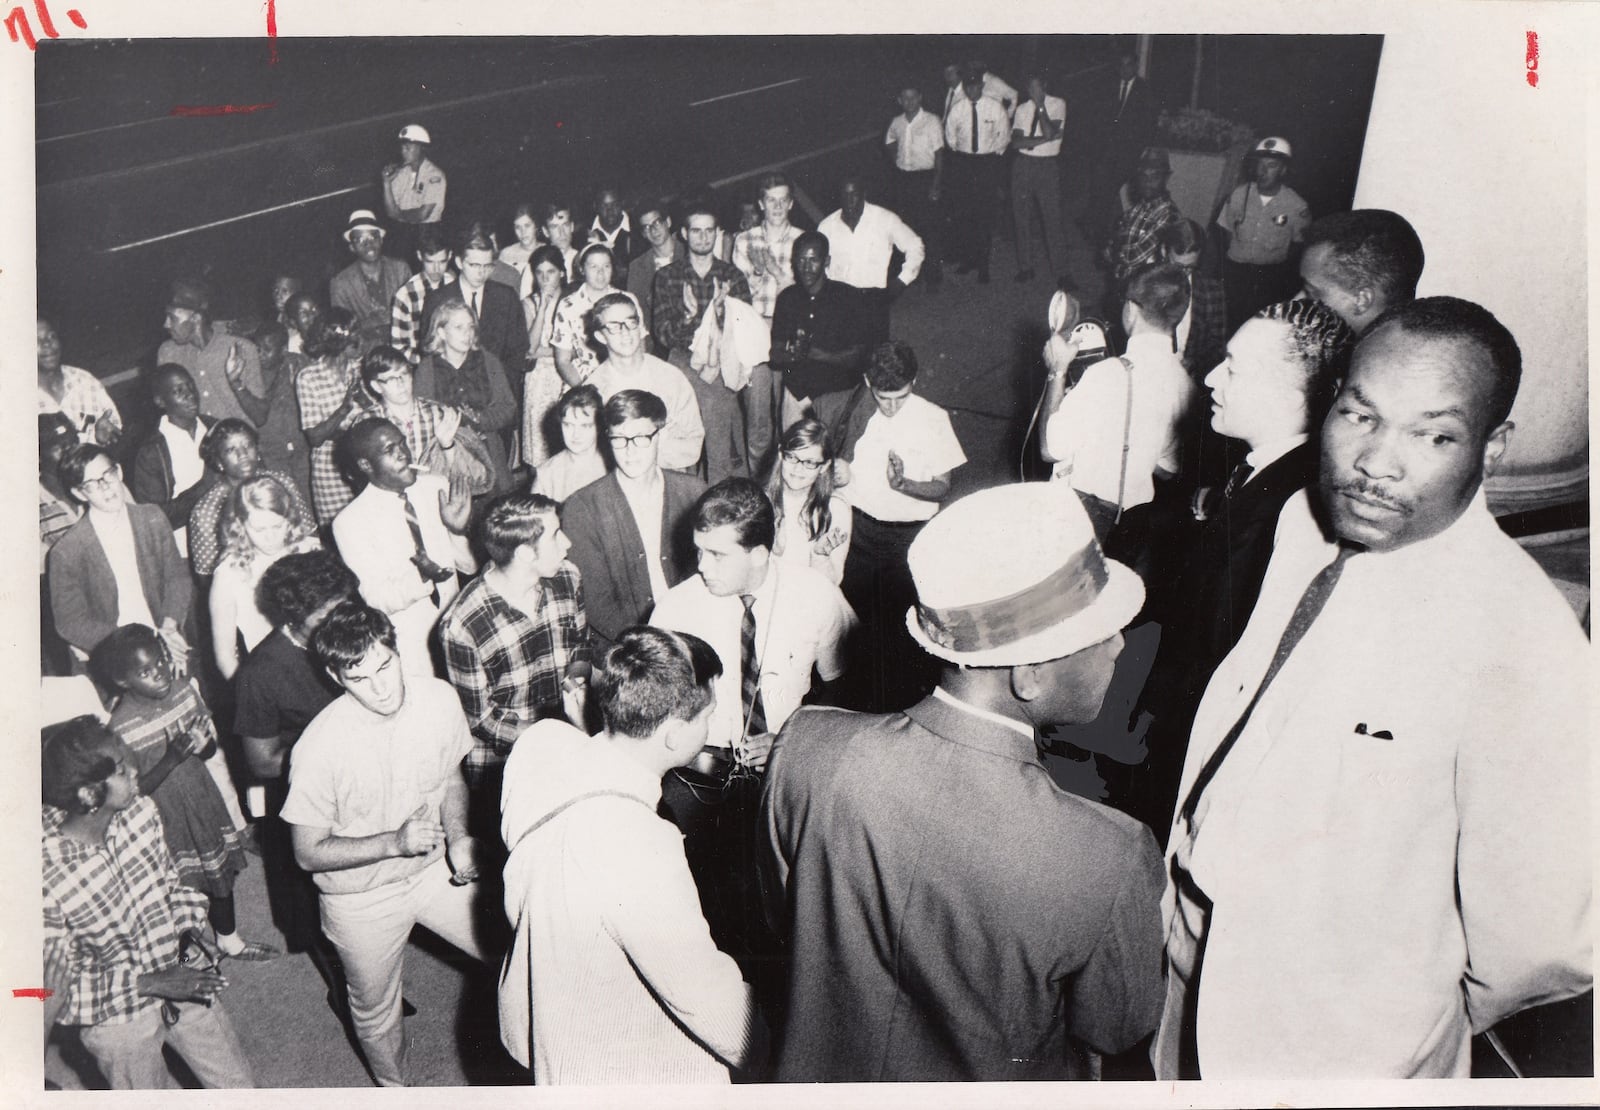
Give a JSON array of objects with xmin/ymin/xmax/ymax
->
[
  {"xmin": 504, "ymin": 789, "xmax": 652, "ymax": 858},
  {"xmin": 1115, "ymin": 356, "xmax": 1134, "ymax": 522}
]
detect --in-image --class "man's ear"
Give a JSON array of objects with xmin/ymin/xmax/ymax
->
[
  {"xmin": 1481, "ymin": 421, "xmax": 1514, "ymax": 479},
  {"xmin": 355, "ymin": 456, "xmax": 375, "ymax": 480},
  {"xmin": 1010, "ymin": 663, "xmax": 1043, "ymax": 704}
]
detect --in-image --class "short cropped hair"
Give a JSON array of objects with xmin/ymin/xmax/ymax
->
[
  {"xmin": 58, "ymin": 443, "xmax": 113, "ymax": 492},
  {"xmin": 593, "ymin": 626, "xmax": 721, "ymax": 739},
  {"xmin": 361, "ymin": 344, "xmax": 414, "ymax": 387},
  {"xmin": 540, "ymin": 202, "xmax": 572, "ymax": 227},
  {"xmin": 791, "ymin": 230, "xmax": 829, "ymax": 265},
  {"xmin": 1253, "ymin": 299, "xmax": 1357, "ymax": 394},
  {"xmin": 200, "ymin": 418, "xmax": 258, "ymax": 471},
  {"xmin": 692, "ymin": 478, "xmax": 775, "ymax": 553},
  {"xmin": 866, "ymin": 340, "xmax": 919, "ymax": 391},
  {"xmin": 680, "ymin": 196, "xmax": 717, "ymax": 225},
  {"xmin": 456, "ymin": 221, "xmax": 497, "ymax": 256},
  {"xmin": 42, "ymin": 717, "xmax": 120, "ymax": 814},
  {"xmin": 756, "ymin": 172, "xmax": 791, "ymax": 197},
  {"xmin": 601, "ymin": 388, "xmax": 668, "ymax": 431},
  {"xmin": 557, "ymin": 383, "xmax": 603, "ymax": 423},
  {"xmin": 1303, "ymin": 209, "xmax": 1425, "ymax": 307},
  {"xmin": 256, "ymin": 550, "xmax": 360, "ymax": 631},
  {"xmin": 1125, "ymin": 263, "xmax": 1191, "ymax": 332},
  {"xmin": 481, "ymin": 492, "xmax": 561, "ymax": 566},
  {"xmin": 1366, "ymin": 296, "xmax": 1522, "ymax": 432},
  {"xmin": 90, "ymin": 623, "xmax": 161, "ymax": 691},
  {"xmin": 1159, "ymin": 218, "xmax": 1206, "ymax": 258},
  {"xmin": 415, "ymin": 223, "xmax": 449, "ymax": 258},
  {"xmin": 311, "ymin": 602, "xmax": 399, "ymax": 675}
]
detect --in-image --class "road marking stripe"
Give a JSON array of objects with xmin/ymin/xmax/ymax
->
[
  {"xmin": 42, "ymin": 74, "xmax": 602, "ymax": 192},
  {"xmin": 689, "ymin": 76, "xmax": 807, "ymax": 108},
  {"xmin": 102, "ymin": 184, "xmax": 367, "ymax": 253},
  {"xmin": 708, "ymin": 130, "xmax": 878, "ymax": 190},
  {"xmin": 38, "ymin": 111, "xmax": 175, "ymax": 145}
]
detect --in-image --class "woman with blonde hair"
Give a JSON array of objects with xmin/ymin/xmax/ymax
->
[
  {"xmin": 208, "ymin": 475, "xmax": 319, "ymax": 680},
  {"xmin": 417, "ymin": 297, "xmax": 518, "ymax": 480},
  {"xmin": 762, "ymin": 418, "xmax": 852, "ymax": 584}
]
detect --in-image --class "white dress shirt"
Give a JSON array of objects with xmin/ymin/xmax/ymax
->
[
  {"xmin": 1045, "ymin": 333, "xmax": 1196, "ymax": 510},
  {"xmin": 650, "ymin": 560, "xmax": 856, "ymax": 749},
  {"xmin": 89, "ymin": 506, "xmax": 156, "ymax": 630},
  {"xmin": 1012, "ymin": 95, "xmax": 1066, "ymax": 159},
  {"xmin": 332, "ymin": 475, "xmax": 476, "ymax": 675},
  {"xmin": 943, "ymin": 94, "xmax": 1011, "ymax": 156},
  {"xmin": 616, "ymin": 467, "xmax": 669, "ymax": 603},
  {"xmin": 818, "ymin": 202, "xmax": 925, "ymax": 289},
  {"xmin": 885, "ymin": 109, "xmax": 944, "ymax": 172}
]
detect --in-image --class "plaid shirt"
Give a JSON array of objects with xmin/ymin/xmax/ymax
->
[
  {"xmin": 39, "ymin": 365, "xmax": 124, "ymax": 441},
  {"xmin": 732, "ymin": 222, "xmax": 804, "ymax": 319},
  {"xmin": 440, "ymin": 565, "xmax": 590, "ymax": 786},
  {"xmin": 42, "ymin": 797, "xmax": 209, "ymax": 1027},
  {"xmin": 187, "ymin": 468, "xmax": 313, "ymax": 576},
  {"xmin": 390, "ymin": 271, "xmax": 453, "ymax": 364},
  {"xmin": 295, "ymin": 357, "xmax": 360, "ymax": 523},
  {"xmin": 352, "ymin": 394, "xmax": 451, "ymax": 464},
  {"xmin": 650, "ymin": 256, "xmax": 753, "ymax": 354},
  {"xmin": 41, "ymin": 483, "xmax": 82, "ymax": 573},
  {"xmin": 1109, "ymin": 195, "xmax": 1179, "ymax": 282},
  {"xmin": 1183, "ymin": 274, "xmax": 1229, "ymax": 376}
]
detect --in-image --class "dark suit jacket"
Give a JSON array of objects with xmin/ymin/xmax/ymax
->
[
  {"xmin": 1106, "ymin": 75, "xmax": 1158, "ymax": 174},
  {"xmin": 562, "ymin": 470, "xmax": 707, "ymax": 650},
  {"xmin": 47, "ymin": 502, "xmax": 194, "ymax": 655},
  {"xmin": 761, "ymin": 695, "xmax": 1166, "ymax": 1081},
  {"xmin": 422, "ymin": 278, "xmax": 531, "ymax": 373},
  {"xmin": 131, "ymin": 433, "xmax": 214, "ymax": 529}
]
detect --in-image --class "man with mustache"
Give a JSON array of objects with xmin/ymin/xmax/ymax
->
[{"xmin": 1157, "ymin": 297, "xmax": 1591, "ymax": 1078}]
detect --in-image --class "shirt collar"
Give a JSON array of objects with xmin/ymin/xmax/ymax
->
[
  {"xmin": 158, "ymin": 415, "xmax": 205, "ymax": 444},
  {"xmin": 932, "ymin": 686, "xmax": 1036, "ymax": 740},
  {"xmin": 1245, "ymin": 432, "xmax": 1309, "ymax": 475}
]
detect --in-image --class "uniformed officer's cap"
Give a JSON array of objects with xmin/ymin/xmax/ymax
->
[{"xmin": 397, "ymin": 124, "xmax": 432, "ymax": 144}]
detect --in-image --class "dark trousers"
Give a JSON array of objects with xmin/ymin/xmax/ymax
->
[
  {"xmin": 1011, "ymin": 154, "xmax": 1068, "ymax": 275},
  {"xmin": 893, "ymin": 169, "xmax": 942, "ymax": 280},
  {"xmin": 943, "ymin": 152, "xmax": 1005, "ymax": 276},
  {"xmin": 839, "ymin": 513, "xmax": 938, "ymax": 713}
]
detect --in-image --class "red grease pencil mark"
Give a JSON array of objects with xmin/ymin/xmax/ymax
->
[
  {"xmin": 265, "ymin": 0, "xmax": 277, "ymax": 64},
  {"xmin": 4, "ymin": 0, "xmax": 85, "ymax": 50},
  {"xmin": 13, "ymin": 988, "xmax": 54, "ymax": 1001},
  {"xmin": 1525, "ymin": 31, "xmax": 1539, "ymax": 87},
  {"xmin": 170, "ymin": 101, "xmax": 278, "ymax": 117}
]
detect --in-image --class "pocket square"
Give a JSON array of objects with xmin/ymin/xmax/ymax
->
[{"xmin": 1354, "ymin": 723, "xmax": 1394, "ymax": 740}]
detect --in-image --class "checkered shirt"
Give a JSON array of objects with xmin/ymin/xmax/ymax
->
[
  {"xmin": 188, "ymin": 468, "xmax": 312, "ymax": 576},
  {"xmin": 42, "ymin": 797, "xmax": 209, "ymax": 1027},
  {"xmin": 650, "ymin": 257, "xmax": 753, "ymax": 354},
  {"xmin": 1110, "ymin": 195, "xmax": 1179, "ymax": 282},
  {"xmin": 732, "ymin": 223, "xmax": 804, "ymax": 319},
  {"xmin": 41, "ymin": 484, "xmax": 82, "ymax": 573},
  {"xmin": 440, "ymin": 565, "xmax": 590, "ymax": 787},
  {"xmin": 351, "ymin": 394, "xmax": 452, "ymax": 464},
  {"xmin": 390, "ymin": 272, "xmax": 451, "ymax": 364},
  {"xmin": 295, "ymin": 357, "xmax": 360, "ymax": 523},
  {"xmin": 39, "ymin": 366, "xmax": 124, "ymax": 441}
]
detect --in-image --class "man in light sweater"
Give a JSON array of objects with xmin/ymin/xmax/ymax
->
[{"xmin": 498, "ymin": 625, "xmax": 767, "ymax": 1083}]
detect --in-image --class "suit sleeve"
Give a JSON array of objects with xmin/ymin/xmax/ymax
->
[
  {"xmin": 498, "ymin": 287, "xmax": 531, "ymax": 368},
  {"xmin": 1456, "ymin": 626, "xmax": 1592, "ymax": 1032},
  {"xmin": 145, "ymin": 509, "xmax": 194, "ymax": 627},
  {"xmin": 48, "ymin": 539, "xmax": 107, "ymax": 655},
  {"xmin": 1064, "ymin": 825, "xmax": 1167, "ymax": 1054},
  {"xmin": 561, "ymin": 493, "xmax": 625, "ymax": 648},
  {"xmin": 129, "ymin": 441, "xmax": 172, "ymax": 514},
  {"xmin": 477, "ymin": 351, "xmax": 519, "ymax": 433}
]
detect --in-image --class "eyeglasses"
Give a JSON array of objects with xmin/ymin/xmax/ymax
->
[
  {"xmin": 782, "ymin": 452, "xmax": 828, "ymax": 472},
  {"xmin": 641, "ymin": 216, "xmax": 669, "ymax": 232},
  {"xmin": 599, "ymin": 316, "xmax": 642, "ymax": 335},
  {"xmin": 607, "ymin": 428, "xmax": 662, "ymax": 451},
  {"xmin": 78, "ymin": 465, "xmax": 120, "ymax": 491}
]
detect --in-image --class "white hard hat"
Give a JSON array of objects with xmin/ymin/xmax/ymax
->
[{"xmin": 397, "ymin": 124, "xmax": 432, "ymax": 144}]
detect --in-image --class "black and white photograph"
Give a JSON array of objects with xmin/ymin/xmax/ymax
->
[{"xmin": 6, "ymin": 0, "xmax": 1595, "ymax": 1104}]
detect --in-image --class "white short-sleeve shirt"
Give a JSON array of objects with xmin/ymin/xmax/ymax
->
[{"xmin": 843, "ymin": 394, "xmax": 966, "ymax": 523}]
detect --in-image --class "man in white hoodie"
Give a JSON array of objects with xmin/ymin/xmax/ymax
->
[{"xmin": 498, "ymin": 626, "xmax": 767, "ymax": 1083}]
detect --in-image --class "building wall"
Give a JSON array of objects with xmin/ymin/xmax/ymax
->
[{"xmin": 1353, "ymin": 14, "xmax": 1589, "ymax": 505}]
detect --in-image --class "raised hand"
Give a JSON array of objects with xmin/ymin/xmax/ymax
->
[{"xmin": 439, "ymin": 472, "xmax": 473, "ymax": 534}]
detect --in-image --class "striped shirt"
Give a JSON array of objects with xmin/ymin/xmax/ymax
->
[
  {"xmin": 440, "ymin": 566, "xmax": 590, "ymax": 787},
  {"xmin": 42, "ymin": 797, "xmax": 209, "ymax": 1027}
]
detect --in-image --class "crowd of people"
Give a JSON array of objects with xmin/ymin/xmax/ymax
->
[{"xmin": 37, "ymin": 50, "xmax": 1590, "ymax": 1090}]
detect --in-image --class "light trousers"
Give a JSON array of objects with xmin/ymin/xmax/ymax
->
[{"xmin": 79, "ymin": 999, "xmax": 255, "ymax": 1089}]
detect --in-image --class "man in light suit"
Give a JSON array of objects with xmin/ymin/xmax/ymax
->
[
  {"xmin": 761, "ymin": 482, "xmax": 1166, "ymax": 1081},
  {"xmin": 1159, "ymin": 297, "xmax": 1592, "ymax": 1077},
  {"xmin": 562, "ymin": 390, "xmax": 706, "ymax": 655}
]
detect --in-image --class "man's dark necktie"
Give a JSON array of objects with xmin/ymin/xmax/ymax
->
[
  {"xmin": 469, "ymin": 289, "xmax": 481, "ymax": 320},
  {"xmin": 1222, "ymin": 461, "xmax": 1253, "ymax": 501},
  {"xmin": 739, "ymin": 594, "xmax": 767, "ymax": 737},
  {"xmin": 401, "ymin": 488, "xmax": 441, "ymax": 607},
  {"xmin": 1177, "ymin": 544, "xmax": 1357, "ymax": 827},
  {"xmin": 969, "ymin": 99, "xmax": 980, "ymax": 154},
  {"xmin": 1029, "ymin": 104, "xmax": 1044, "ymax": 139}
]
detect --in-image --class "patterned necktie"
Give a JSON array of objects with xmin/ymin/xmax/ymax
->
[
  {"xmin": 740, "ymin": 594, "xmax": 768, "ymax": 737},
  {"xmin": 969, "ymin": 99, "xmax": 980, "ymax": 154},
  {"xmin": 1222, "ymin": 461, "xmax": 1253, "ymax": 500},
  {"xmin": 1178, "ymin": 544, "xmax": 1357, "ymax": 828},
  {"xmin": 401, "ymin": 489, "xmax": 441, "ymax": 607}
]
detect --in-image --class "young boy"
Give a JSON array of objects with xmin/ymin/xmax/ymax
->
[
  {"xmin": 531, "ymin": 384, "xmax": 607, "ymax": 502},
  {"xmin": 95, "ymin": 624, "xmax": 277, "ymax": 960}
]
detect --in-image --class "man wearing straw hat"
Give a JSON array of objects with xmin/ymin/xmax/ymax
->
[{"xmin": 760, "ymin": 482, "xmax": 1166, "ymax": 1081}]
